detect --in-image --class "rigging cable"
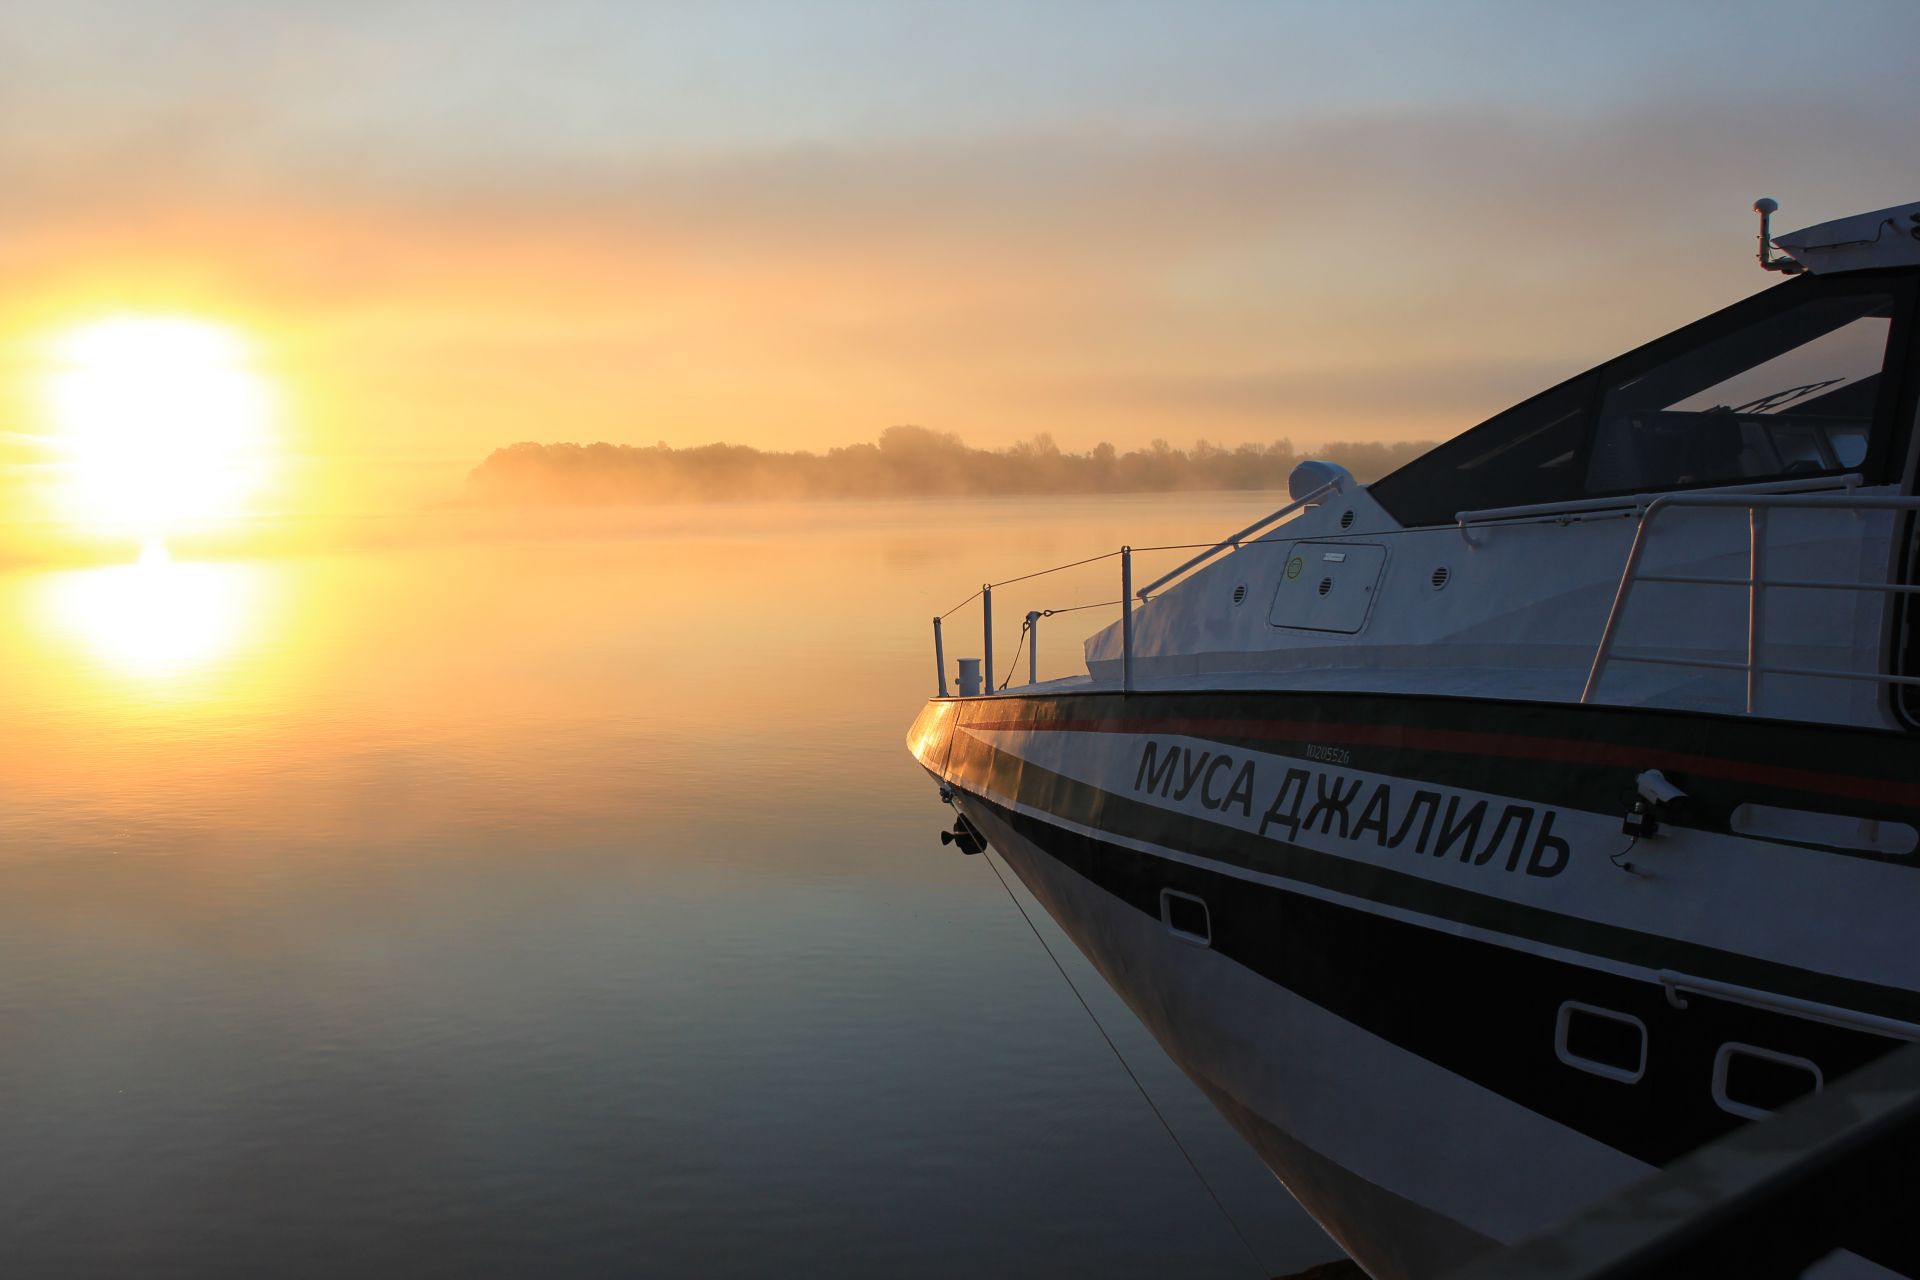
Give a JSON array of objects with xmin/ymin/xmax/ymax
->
[
  {"xmin": 989, "ymin": 549, "xmax": 1120, "ymax": 589},
  {"xmin": 940, "ymin": 588, "xmax": 982, "ymax": 620},
  {"xmin": 973, "ymin": 842, "xmax": 1269, "ymax": 1279}
]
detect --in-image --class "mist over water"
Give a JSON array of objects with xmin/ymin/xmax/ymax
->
[
  {"xmin": 461, "ymin": 427, "xmax": 1429, "ymax": 505},
  {"xmin": 0, "ymin": 495, "xmax": 1335, "ymax": 1278}
]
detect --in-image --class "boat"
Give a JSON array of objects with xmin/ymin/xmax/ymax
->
[{"xmin": 906, "ymin": 199, "xmax": 1920, "ymax": 1279}]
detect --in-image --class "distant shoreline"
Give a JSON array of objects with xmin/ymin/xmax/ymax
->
[{"xmin": 461, "ymin": 427, "xmax": 1433, "ymax": 506}]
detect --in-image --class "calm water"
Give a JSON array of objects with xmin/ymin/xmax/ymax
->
[{"xmin": 0, "ymin": 496, "xmax": 1336, "ymax": 1278}]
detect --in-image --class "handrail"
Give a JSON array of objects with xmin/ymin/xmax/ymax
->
[
  {"xmin": 1135, "ymin": 479, "xmax": 1337, "ymax": 600},
  {"xmin": 1457, "ymin": 472, "xmax": 1863, "ymax": 530},
  {"xmin": 1656, "ymin": 970, "xmax": 1920, "ymax": 1042},
  {"xmin": 930, "ymin": 547, "xmax": 1140, "ymax": 696},
  {"xmin": 1582, "ymin": 489, "xmax": 1920, "ymax": 710}
]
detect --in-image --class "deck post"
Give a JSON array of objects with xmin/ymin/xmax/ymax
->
[
  {"xmin": 1121, "ymin": 547, "xmax": 1134, "ymax": 695},
  {"xmin": 1748, "ymin": 506, "xmax": 1767, "ymax": 714},
  {"xmin": 982, "ymin": 585, "xmax": 994, "ymax": 695},
  {"xmin": 933, "ymin": 616, "xmax": 948, "ymax": 697},
  {"xmin": 1026, "ymin": 611, "xmax": 1041, "ymax": 687}
]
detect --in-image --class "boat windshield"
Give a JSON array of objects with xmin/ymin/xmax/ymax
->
[
  {"xmin": 1367, "ymin": 377, "xmax": 1592, "ymax": 525},
  {"xmin": 1368, "ymin": 276, "xmax": 1907, "ymax": 527},
  {"xmin": 1586, "ymin": 292, "xmax": 1891, "ymax": 494}
]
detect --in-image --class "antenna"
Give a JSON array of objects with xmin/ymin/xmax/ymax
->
[{"xmin": 1754, "ymin": 197, "xmax": 1803, "ymax": 274}]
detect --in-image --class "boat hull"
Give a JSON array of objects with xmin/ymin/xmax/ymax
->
[{"xmin": 909, "ymin": 690, "xmax": 1920, "ymax": 1278}]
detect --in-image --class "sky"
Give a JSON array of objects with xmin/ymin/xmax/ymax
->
[{"xmin": 2, "ymin": 0, "xmax": 1917, "ymax": 514}]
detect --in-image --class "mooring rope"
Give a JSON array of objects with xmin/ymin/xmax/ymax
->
[
  {"xmin": 999, "ymin": 618, "xmax": 1030, "ymax": 690},
  {"xmin": 996, "ymin": 600, "xmax": 1133, "ymax": 689},
  {"xmin": 973, "ymin": 843, "xmax": 1269, "ymax": 1278}
]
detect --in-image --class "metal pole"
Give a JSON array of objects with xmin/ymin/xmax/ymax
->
[
  {"xmin": 933, "ymin": 616, "xmax": 948, "ymax": 697},
  {"xmin": 1748, "ymin": 506, "xmax": 1767, "ymax": 714},
  {"xmin": 982, "ymin": 585, "xmax": 994, "ymax": 695},
  {"xmin": 1121, "ymin": 547, "xmax": 1134, "ymax": 694},
  {"xmin": 1026, "ymin": 611, "xmax": 1040, "ymax": 687},
  {"xmin": 1581, "ymin": 506, "xmax": 1660, "ymax": 704},
  {"xmin": 1137, "ymin": 479, "xmax": 1335, "ymax": 599}
]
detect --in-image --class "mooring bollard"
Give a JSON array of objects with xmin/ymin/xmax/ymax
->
[{"xmin": 955, "ymin": 657, "xmax": 983, "ymax": 697}]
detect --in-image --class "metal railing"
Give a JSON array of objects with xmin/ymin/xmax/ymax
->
[
  {"xmin": 931, "ymin": 547, "xmax": 1139, "ymax": 697},
  {"xmin": 927, "ymin": 476, "xmax": 1346, "ymax": 698},
  {"xmin": 1581, "ymin": 490, "xmax": 1920, "ymax": 712},
  {"xmin": 1134, "ymin": 478, "xmax": 1337, "ymax": 599},
  {"xmin": 930, "ymin": 508, "xmax": 1316, "ymax": 697},
  {"xmin": 1656, "ymin": 969, "xmax": 1920, "ymax": 1042},
  {"xmin": 1456, "ymin": 472, "xmax": 1863, "ymax": 533}
]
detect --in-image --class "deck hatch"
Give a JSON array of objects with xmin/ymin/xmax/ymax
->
[{"xmin": 1269, "ymin": 541, "xmax": 1387, "ymax": 633}]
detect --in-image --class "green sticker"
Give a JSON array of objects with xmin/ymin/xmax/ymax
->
[{"xmin": 1286, "ymin": 556, "xmax": 1304, "ymax": 581}]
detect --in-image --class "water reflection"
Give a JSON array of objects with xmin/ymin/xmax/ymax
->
[
  {"xmin": 0, "ymin": 498, "xmax": 1332, "ymax": 1278},
  {"xmin": 37, "ymin": 542, "xmax": 266, "ymax": 684}
]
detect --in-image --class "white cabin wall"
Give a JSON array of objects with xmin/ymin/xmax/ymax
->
[{"xmin": 1081, "ymin": 483, "xmax": 1906, "ymax": 730}]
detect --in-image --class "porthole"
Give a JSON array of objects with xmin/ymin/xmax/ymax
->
[
  {"xmin": 1554, "ymin": 1002, "xmax": 1646, "ymax": 1084},
  {"xmin": 1317, "ymin": 577, "xmax": 1333, "ymax": 597},
  {"xmin": 1339, "ymin": 509, "xmax": 1356, "ymax": 529},
  {"xmin": 1231, "ymin": 583, "xmax": 1248, "ymax": 606},
  {"xmin": 1713, "ymin": 1043, "xmax": 1821, "ymax": 1120},
  {"xmin": 1431, "ymin": 565, "xmax": 1451, "ymax": 591},
  {"xmin": 1159, "ymin": 889, "xmax": 1211, "ymax": 946}
]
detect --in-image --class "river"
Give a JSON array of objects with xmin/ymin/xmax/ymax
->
[{"xmin": 0, "ymin": 494, "xmax": 1337, "ymax": 1277}]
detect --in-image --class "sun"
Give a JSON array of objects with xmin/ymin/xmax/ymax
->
[{"xmin": 43, "ymin": 314, "xmax": 275, "ymax": 539}]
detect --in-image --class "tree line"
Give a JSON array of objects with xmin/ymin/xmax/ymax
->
[{"xmin": 462, "ymin": 425, "xmax": 1434, "ymax": 505}]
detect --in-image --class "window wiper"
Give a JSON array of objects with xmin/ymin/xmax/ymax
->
[{"xmin": 1724, "ymin": 378, "xmax": 1847, "ymax": 415}]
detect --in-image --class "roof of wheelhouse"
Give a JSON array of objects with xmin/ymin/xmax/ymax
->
[{"xmin": 1777, "ymin": 201, "xmax": 1920, "ymax": 275}]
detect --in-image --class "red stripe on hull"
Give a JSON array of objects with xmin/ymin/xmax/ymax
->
[{"xmin": 963, "ymin": 715, "xmax": 1920, "ymax": 808}]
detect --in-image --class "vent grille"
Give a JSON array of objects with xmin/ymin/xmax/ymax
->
[
  {"xmin": 1431, "ymin": 565, "xmax": 1451, "ymax": 591},
  {"xmin": 1339, "ymin": 509, "xmax": 1355, "ymax": 529},
  {"xmin": 1318, "ymin": 577, "xmax": 1333, "ymax": 596},
  {"xmin": 1231, "ymin": 583, "xmax": 1248, "ymax": 605}
]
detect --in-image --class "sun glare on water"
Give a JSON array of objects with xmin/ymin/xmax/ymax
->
[
  {"xmin": 40, "ymin": 545, "xmax": 266, "ymax": 684},
  {"xmin": 43, "ymin": 314, "xmax": 275, "ymax": 540}
]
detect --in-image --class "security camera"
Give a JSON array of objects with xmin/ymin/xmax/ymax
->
[
  {"xmin": 1623, "ymin": 769, "xmax": 1690, "ymax": 840},
  {"xmin": 1636, "ymin": 769, "xmax": 1688, "ymax": 810}
]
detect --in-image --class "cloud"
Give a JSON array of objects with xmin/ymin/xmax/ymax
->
[
  {"xmin": 1077, "ymin": 357, "xmax": 1585, "ymax": 429},
  {"xmin": 0, "ymin": 85, "xmax": 1912, "ymax": 478}
]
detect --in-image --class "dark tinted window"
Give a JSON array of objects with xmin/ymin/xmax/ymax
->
[
  {"xmin": 1586, "ymin": 294, "xmax": 1892, "ymax": 495},
  {"xmin": 1369, "ymin": 377, "xmax": 1592, "ymax": 527}
]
